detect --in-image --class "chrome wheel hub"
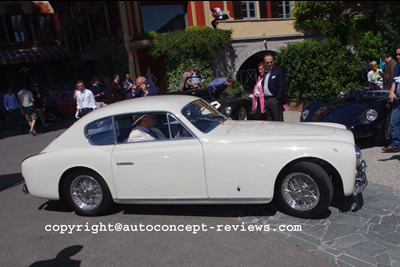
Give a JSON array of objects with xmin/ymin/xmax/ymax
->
[
  {"xmin": 281, "ymin": 172, "xmax": 320, "ymax": 211},
  {"xmin": 70, "ymin": 175, "xmax": 103, "ymax": 210}
]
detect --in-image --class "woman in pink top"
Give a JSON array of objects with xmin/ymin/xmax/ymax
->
[{"xmin": 252, "ymin": 62, "xmax": 267, "ymax": 120}]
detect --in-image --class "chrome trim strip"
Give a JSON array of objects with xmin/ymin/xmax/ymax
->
[
  {"xmin": 116, "ymin": 162, "xmax": 134, "ymax": 166},
  {"xmin": 114, "ymin": 197, "xmax": 272, "ymax": 204}
]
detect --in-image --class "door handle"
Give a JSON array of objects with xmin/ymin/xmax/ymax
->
[{"xmin": 116, "ymin": 162, "xmax": 134, "ymax": 166}]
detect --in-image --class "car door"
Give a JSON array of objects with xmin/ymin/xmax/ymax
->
[{"xmin": 111, "ymin": 112, "xmax": 207, "ymax": 200}]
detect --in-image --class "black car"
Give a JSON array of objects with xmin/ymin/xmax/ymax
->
[
  {"xmin": 171, "ymin": 88, "xmax": 255, "ymax": 120},
  {"xmin": 300, "ymin": 83, "xmax": 392, "ymax": 145}
]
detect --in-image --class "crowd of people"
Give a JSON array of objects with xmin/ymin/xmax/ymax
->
[{"xmin": 2, "ymin": 44, "xmax": 400, "ymax": 149}]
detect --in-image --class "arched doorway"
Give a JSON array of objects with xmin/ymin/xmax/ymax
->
[{"xmin": 236, "ymin": 50, "xmax": 276, "ymax": 92}]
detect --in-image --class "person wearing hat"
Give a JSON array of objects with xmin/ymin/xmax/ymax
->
[{"xmin": 127, "ymin": 114, "xmax": 165, "ymax": 142}]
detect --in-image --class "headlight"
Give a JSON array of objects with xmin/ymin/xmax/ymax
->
[
  {"xmin": 364, "ymin": 109, "xmax": 378, "ymax": 122},
  {"xmin": 223, "ymin": 106, "xmax": 232, "ymax": 115},
  {"xmin": 301, "ymin": 109, "xmax": 310, "ymax": 120}
]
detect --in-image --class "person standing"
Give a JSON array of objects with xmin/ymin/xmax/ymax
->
[
  {"xmin": 112, "ymin": 74, "xmax": 124, "ymax": 102},
  {"xmin": 17, "ymin": 87, "xmax": 37, "ymax": 136},
  {"xmin": 3, "ymin": 88, "xmax": 20, "ymax": 129},
  {"xmin": 383, "ymin": 46, "xmax": 400, "ymax": 152},
  {"xmin": 367, "ymin": 61, "xmax": 384, "ymax": 89},
  {"xmin": 262, "ymin": 52, "xmax": 286, "ymax": 121},
  {"xmin": 178, "ymin": 68, "xmax": 194, "ymax": 91},
  {"xmin": 145, "ymin": 68, "xmax": 158, "ymax": 87},
  {"xmin": 89, "ymin": 77, "xmax": 107, "ymax": 109},
  {"xmin": 75, "ymin": 80, "xmax": 96, "ymax": 119},
  {"xmin": 135, "ymin": 76, "xmax": 160, "ymax": 97},
  {"xmin": 252, "ymin": 62, "xmax": 267, "ymax": 120},
  {"xmin": 382, "ymin": 53, "xmax": 397, "ymax": 90},
  {"xmin": 33, "ymin": 83, "xmax": 47, "ymax": 127},
  {"xmin": 122, "ymin": 74, "xmax": 135, "ymax": 97}
]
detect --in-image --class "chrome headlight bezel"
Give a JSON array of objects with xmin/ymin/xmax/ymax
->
[
  {"xmin": 223, "ymin": 106, "xmax": 232, "ymax": 116},
  {"xmin": 364, "ymin": 109, "xmax": 378, "ymax": 122}
]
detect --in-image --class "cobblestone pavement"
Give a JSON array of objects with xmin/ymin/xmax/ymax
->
[
  {"xmin": 239, "ymin": 183, "xmax": 400, "ymax": 266},
  {"xmin": 238, "ymin": 110, "xmax": 400, "ymax": 266}
]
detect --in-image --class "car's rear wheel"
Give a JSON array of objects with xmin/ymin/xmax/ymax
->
[
  {"xmin": 237, "ymin": 107, "xmax": 248, "ymax": 120},
  {"xmin": 277, "ymin": 162, "xmax": 333, "ymax": 218},
  {"xmin": 375, "ymin": 113, "xmax": 392, "ymax": 146},
  {"xmin": 63, "ymin": 170, "xmax": 113, "ymax": 216}
]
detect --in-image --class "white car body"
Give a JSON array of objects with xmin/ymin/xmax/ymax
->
[{"xmin": 22, "ymin": 95, "xmax": 367, "ymax": 218}]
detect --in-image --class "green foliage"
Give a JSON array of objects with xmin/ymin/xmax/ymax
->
[
  {"xmin": 292, "ymin": 1, "xmax": 354, "ymax": 44},
  {"xmin": 352, "ymin": 31, "xmax": 388, "ymax": 64},
  {"xmin": 276, "ymin": 38, "xmax": 362, "ymax": 101},
  {"xmin": 166, "ymin": 58, "xmax": 213, "ymax": 92},
  {"xmin": 131, "ymin": 31, "xmax": 158, "ymax": 41},
  {"xmin": 149, "ymin": 26, "xmax": 232, "ymax": 92}
]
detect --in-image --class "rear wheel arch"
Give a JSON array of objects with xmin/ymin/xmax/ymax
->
[{"xmin": 58, "ymin": 167, "xmax": 113, "ymax": 201}]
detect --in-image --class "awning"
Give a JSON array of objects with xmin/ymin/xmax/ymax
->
[{"xmin": 0, "ymin": 46, "xmax": 70, "ymax": 65}]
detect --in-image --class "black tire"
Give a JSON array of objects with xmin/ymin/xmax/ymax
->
[
  {"xmin": 46, "ymin": 109, "xmax": 57, "ymax": 122},
  {"xmin": 63, "ymin": 170, "xmax": 113, "ymax": 216},
  {"xmin": 276, "ymin": 162, "xmax": 334, "ymax": 218},
  {"xmin": 237, "ymin": 107, "xmax": 248, "ymax": 120},
  {"xmin": 375, "ymin": 113, "xmax": 392, "ymax": 146}
]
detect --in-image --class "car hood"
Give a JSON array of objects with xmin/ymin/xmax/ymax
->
[{"xmin": 226, "ymin": 120, "xmax": 343, "ymax": 136}]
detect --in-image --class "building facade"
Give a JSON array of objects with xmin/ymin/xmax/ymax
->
[
  {"xmin": 118, "ymin": 1, "xmax": 308, "ymax": 90},
  {"xmin": 0, "ymin": 1, "xmax": 70, "ymax": 91}
]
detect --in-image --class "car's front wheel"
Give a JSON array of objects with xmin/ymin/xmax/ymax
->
[
  {"xmin": 276, "ymin": 162, "xmax": 333, "ymax": 218},
  {"xmin": 63, "ymin": 170, "xmax": 113, "ymax": 216},
  {"xmin": 237, "ymin": 107, "xmax": 248, "ymax": 120}
]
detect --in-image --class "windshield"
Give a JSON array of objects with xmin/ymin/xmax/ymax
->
[{"xmin": 181, "ymin": 100, "xmax": 227, "ymax": 133}]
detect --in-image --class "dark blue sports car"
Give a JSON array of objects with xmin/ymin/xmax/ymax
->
[{"xmin": 300, "ymin": 83, "xmax": 392, "ymax": 146}]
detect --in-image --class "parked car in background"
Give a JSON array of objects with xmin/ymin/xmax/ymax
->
[
  {"xmin": 301, "ymin": 83, "xmax": 392, "ymax": 146},
  {"xmin": 22, "ymin": 95, "xmax": 367, "ymax": 219},
  {"xmin": 172, "ymin": 88, "xmax": 254, "ymax": 120}
]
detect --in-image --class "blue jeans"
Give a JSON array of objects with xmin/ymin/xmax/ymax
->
[{"xmin": 390, "ymin": 105, "xmax": 400, "ymax": 148}]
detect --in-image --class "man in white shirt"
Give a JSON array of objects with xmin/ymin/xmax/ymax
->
[
  {"xmin": 17, "ymin": 87, "xmax": 37, "ymax": 135},
  {"xmin": 75, "ymin": 80, "xmax": 96, "ymax": 119},
  {"xmin": 211, "ymin": 7, "xmax": 226, "ymax": 29}
]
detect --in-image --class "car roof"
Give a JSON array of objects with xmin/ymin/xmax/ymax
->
[{"xmin": 80, "ymin": 95, "xmax": 201, "ymax": 121}]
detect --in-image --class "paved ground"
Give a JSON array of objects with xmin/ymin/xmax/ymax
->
[{"xmin": 266, "ymin": 110, "xmax": 400, "ymax": 266}]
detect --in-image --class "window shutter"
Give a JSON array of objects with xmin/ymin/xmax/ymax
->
[
  {"xmin": 259, "ymin": 1, "xmax": 268, "ymax": 18},
  {"xmin": 271, "ymin": 1, "xmax": 280, "ymax": 18},
  {"xmin": 233, "ymin": 1, "xmax": 243, "ymax": 19}
]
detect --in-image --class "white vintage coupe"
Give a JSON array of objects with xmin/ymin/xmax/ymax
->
[{"xmin": 22, "ymin": 95, "xmax": 367, "ymax": 218}]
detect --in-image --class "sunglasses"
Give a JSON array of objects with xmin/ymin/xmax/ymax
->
[{"xmin": 265, "ymin": 61, "xmax": 274, "ymax": 64}]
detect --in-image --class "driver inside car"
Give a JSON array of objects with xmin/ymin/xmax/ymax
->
[{"xmin": 127, "ymin": 114, "xmax": 166, "ymax": 142}]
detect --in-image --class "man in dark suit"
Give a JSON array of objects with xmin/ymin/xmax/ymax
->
[
  {"xmin": 135, "ymin": 76, "xmax": 160, "ymax": 97},
  {"xmin": 262, "ymin": 52, "xmax": 286, "ymax": 121}
]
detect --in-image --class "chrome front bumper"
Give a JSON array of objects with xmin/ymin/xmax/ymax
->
[{"xmin": 355, "ymin": 160, "xmax": 367, "ymax": 194}]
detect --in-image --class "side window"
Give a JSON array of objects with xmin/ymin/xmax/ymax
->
[
  {"xmin": 85, "ymin": 117, "xmax": 115, "ymax": 145},
  {"xmin": 114, "ymin": 113, "xmax": 170, "ymax": 143},
  {"xmin": 168, "ymin": 114, "xmax": 194, "ymax": 139}
]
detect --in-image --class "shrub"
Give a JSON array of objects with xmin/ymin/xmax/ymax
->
[{"xmin": 276, "ymin": 38, "xmax": 362, "ymax": 101}]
